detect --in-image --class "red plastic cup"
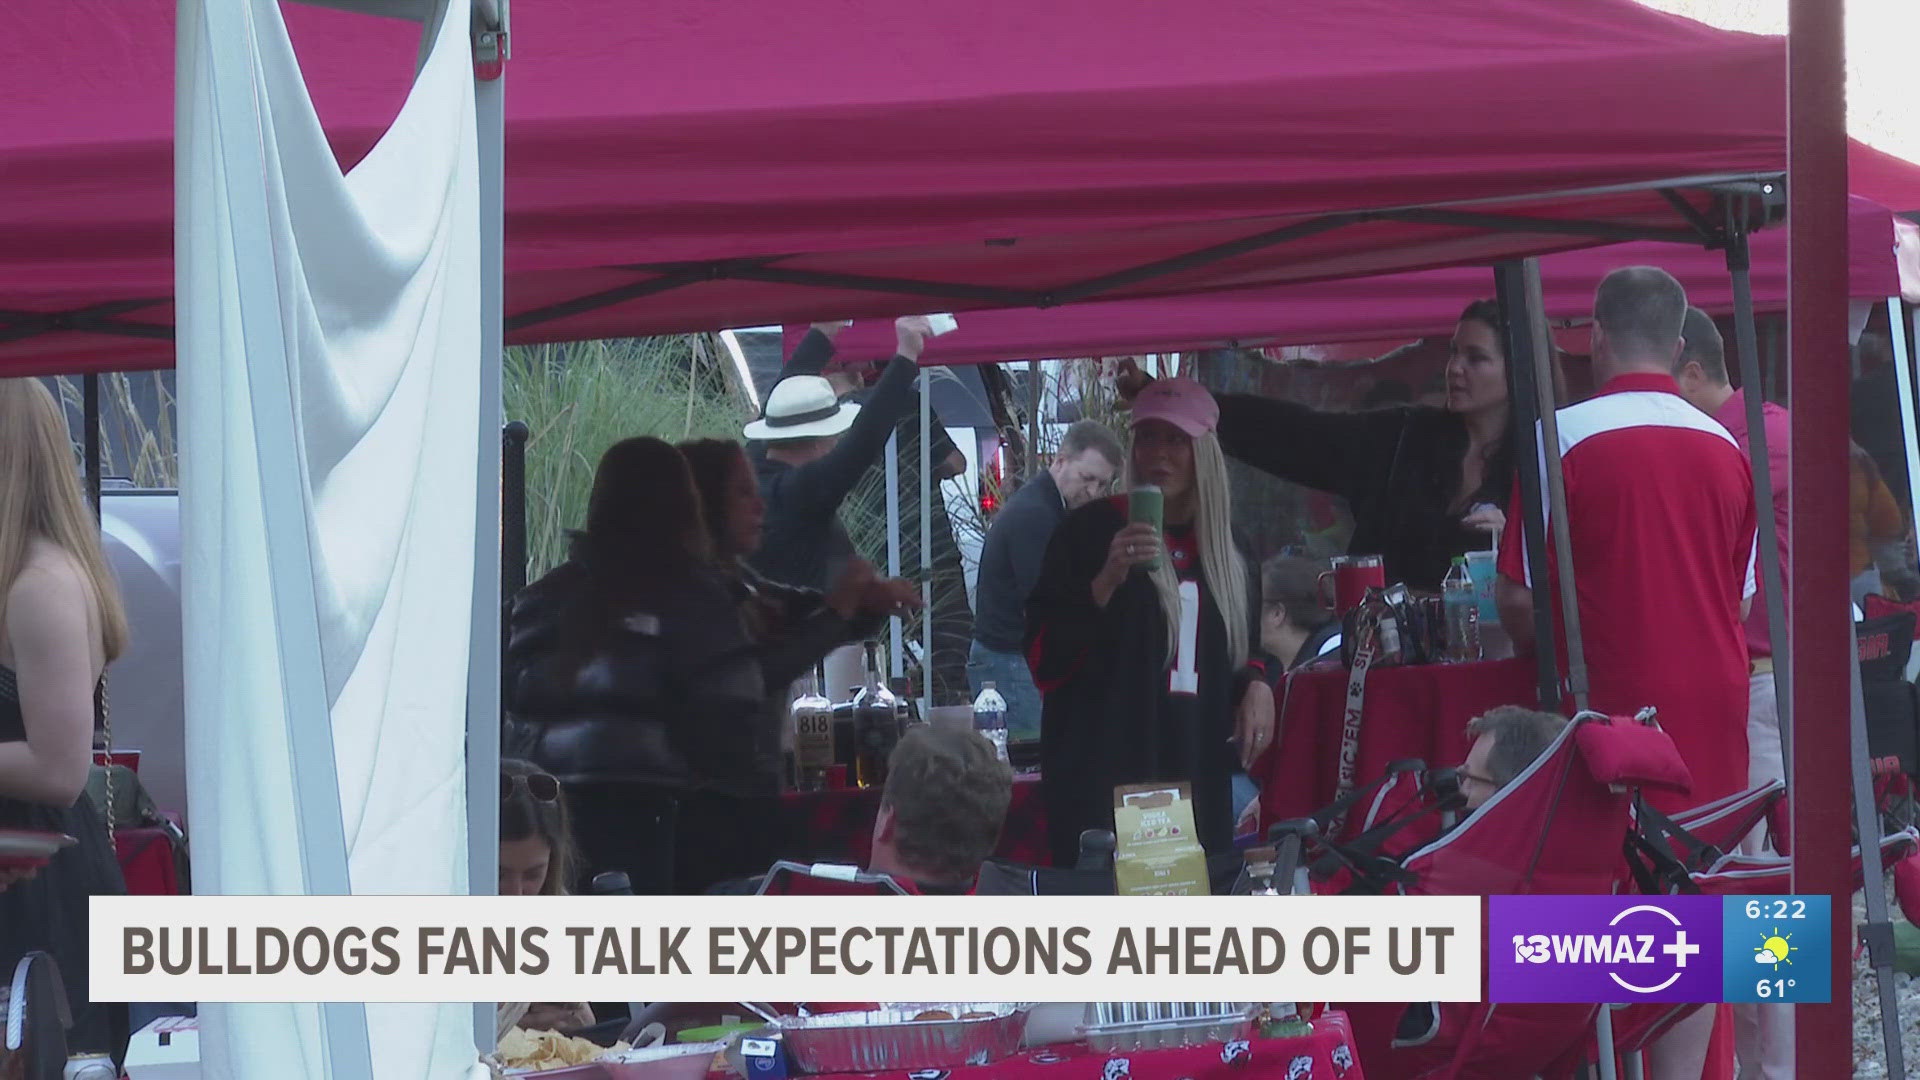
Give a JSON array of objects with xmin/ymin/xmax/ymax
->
[{"xmin": 1317, "ymin": 555, "xmax": 1386, "ymax": 616}]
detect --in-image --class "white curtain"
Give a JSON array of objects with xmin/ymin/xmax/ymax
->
[{"xmin": 177, "ymin": 0, "xmax": 484, "ymax": 1076}]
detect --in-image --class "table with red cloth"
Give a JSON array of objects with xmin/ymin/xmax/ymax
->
[
  {"xmin": 708, "ymin": 1013, "xmax": 1363, "ymax": 1080},
  {"xmin": 1257, "ymin": 658, "xmax": 1538, "ymax": 827},
  {"xmin": 777, "ymin": 774, "xmax": 1049, "ymax": 868}
]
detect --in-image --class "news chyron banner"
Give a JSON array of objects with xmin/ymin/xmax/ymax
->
[
  {"xmin": 91, "ymin": 896, "xmax": 1478, "ymax": 1003},
  {"xmin": 1489, "ymin": 894, "xmax": 1833, "ymax": 1004}
]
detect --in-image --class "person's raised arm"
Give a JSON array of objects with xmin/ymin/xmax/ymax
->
[
  {"xmin": 780, "ymin": 318, "xmax": 931, "ymax": 514},
  {"xmin": 778, "ymin": 322, "xmax": 849, "ymax": 382},
  {"xmin": 1114, "ymin": 359, "xmax": 1407, "ymax": 502},
  {"xmin": 0, "ymin": 562, "xmax": 99, "ymax": 807}
]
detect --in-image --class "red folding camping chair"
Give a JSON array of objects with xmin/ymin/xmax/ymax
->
[
  {"xmin": 1332, "ymin": 712, "xmax": 1693, "ymax": 1080},
  {"xmin": 1598, "ymin": 779, "xmax": 1920, "ymax": 1061}
]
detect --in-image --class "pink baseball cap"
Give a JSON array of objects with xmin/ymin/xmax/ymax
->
[{"xmin": 1130, "ymin": 376, "xmax": 1219, "ymax": 438}]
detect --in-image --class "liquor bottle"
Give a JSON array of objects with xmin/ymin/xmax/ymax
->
[
  {"xmin": 851, "ymin": 642, "xmax": 899, "ymax": 788},
  {"xmin": 889, "ymin": 675, "xmax": 922, "ymax": 735},
  {"xmin": 790, "ymin": 665, "xmax": 835, "ymax": 792}
]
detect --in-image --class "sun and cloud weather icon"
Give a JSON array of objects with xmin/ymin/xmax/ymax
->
[{"xmin": 1753, "ymin": 928, "xmax": 1795, "ymax": 969}]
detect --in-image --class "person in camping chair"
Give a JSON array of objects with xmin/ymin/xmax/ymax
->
[
  {"xmin": 1458, "ymin": 706, "xmax": 1568, "ymax": 812},
  {"xmin": 867, "ymin": 726, "xmax": 1014, "ymax": 893}
]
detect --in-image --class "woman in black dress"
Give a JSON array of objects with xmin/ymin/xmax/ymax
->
[
  {"xmin": 1027, "ymin": 377, "xmax": 1278, "ymax": 865},
  {"xmin": 1120, "ymin": 300, "xmax": 1517, "ymax": 591},
  {"xmin": 0, "ymin": 377, "xmax": 130, "ymax": 1056}
]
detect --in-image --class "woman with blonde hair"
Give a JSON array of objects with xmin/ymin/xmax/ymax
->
[
  {"xmin": 0, "ymin": 377, "xmax": 130, "ymax": 1055},
  {"xmin": 1027, "ymin": 377, "xmax": 1276, "ymax": 865}
]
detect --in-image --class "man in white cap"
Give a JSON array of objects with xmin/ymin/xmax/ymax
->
[{"xmin": 746, "ymin": 316, "xmax": 934, "ymax": 591}]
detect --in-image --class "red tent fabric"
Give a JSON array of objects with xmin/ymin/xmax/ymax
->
[
  {"xmin": 791, "ymin": 196, "xmax": 1920, "ymax": 364},
  {"xmin": 0, "ymin": 0, "xmax": 1811, "ymax": 375}
]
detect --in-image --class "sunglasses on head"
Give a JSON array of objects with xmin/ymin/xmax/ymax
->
[{"xmin": 501, "ymin": 772, "xmax": 560, "ymax": 803}]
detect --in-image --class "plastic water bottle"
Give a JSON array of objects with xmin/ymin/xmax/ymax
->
[
  {"xmin": 972, "ymin": 682, "xmax": 1010, "ymax": 763},
  {"xmin": 1442, "ymin": 556, "xmax": 1480, "ymax": 662}
]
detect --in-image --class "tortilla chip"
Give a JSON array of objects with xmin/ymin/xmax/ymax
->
[{"xmin": 495, "ymin": 1028, "xmax": 632, "ymax": 1073}]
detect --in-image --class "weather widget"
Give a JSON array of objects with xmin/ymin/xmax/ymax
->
[{"xmin": 1720, "ymin": 894, "xmax": 1830, "ymax": 1003}]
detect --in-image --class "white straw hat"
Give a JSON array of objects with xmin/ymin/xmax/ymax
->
[{"xmin": 743, "ymin": 375, "xmax": 861, "ymax": 441}]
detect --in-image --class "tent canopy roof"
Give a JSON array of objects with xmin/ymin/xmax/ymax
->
[
  {"xmin": 3, "ymin": 0, "xmax": 1897, "ymax": 375},
  {"xmin": 794, "ymin": 196, "xmax": 1920, "ymax": 365}
]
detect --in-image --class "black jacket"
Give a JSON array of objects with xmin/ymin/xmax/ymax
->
[
  {"xmin": 504, "ymin": 558, "xmax": 869, "ymax": 796},
  {"xmin": 1026, "ymin": 498, "xmax": 1277, "ymax": 865},
  {"xmin": 1215, "ymin": 396, "xmax": 1509, "ymax": 592}
]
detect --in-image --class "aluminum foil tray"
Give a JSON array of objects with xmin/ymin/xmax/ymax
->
[
  {"xmin": 1079, "ymin": 1002, "xmax": 1258, "ymax": 1053},
  {"xmin": 774, "ymin": 1003, "xmax": 1029, "ymax": 1074}
]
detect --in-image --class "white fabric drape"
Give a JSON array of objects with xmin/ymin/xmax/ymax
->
[{"xmin": 178, "ymin": 0, "xmax": 484, "ymax": 1076}]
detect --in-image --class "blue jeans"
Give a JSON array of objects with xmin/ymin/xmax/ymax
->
[{"xmin": 967, "ymin": 641, "xmax": 1044, "ymax": 742}]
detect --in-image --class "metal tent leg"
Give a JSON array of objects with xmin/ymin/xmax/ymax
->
[
  {"xmin": 83, "ymin": 372, "xmax": 101, "ymax": 518},
  {"xmin": 1887, "ymin": 298, "xmax": 1920, "ymax": 579},
  {"xmin": 920, "ymin": 367, "xmax": 933, "ymax": 714},
  {"xmin": 468, "ymin": 1, "xmax": 508, "ymax": 1050},
  {"xmin": 1594, "ymin": 1007, "xmax": 1619, "ymax": 1080},
  {"xmin": 886, "ymin": 431, "xmax": 904, "ymax": 677},
  {"xmin": 1785, "ymin": 0, "xmax": 1854, "ymax": 1070},
  {"xmin": 1850, "ymin": 637, "xmax": 1907, "ymax": 1077},
  {"xmin": 1725, "ymin": 227, "xmax": 1792, "ymax": 771},
  {"xmin": 1492, "ymin": 260, "xmax": 1563, "ymax": 712}
]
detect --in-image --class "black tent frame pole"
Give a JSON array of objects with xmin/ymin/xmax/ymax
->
[
  {"xmin": 500, "ymin": 420, "xmax": 529, "ymax": 691},
  {"xmin": 1493, "ymin": 260, "xmax": 1562, "ymax": 712},
  {"xmin": 83, "ymin": 372, "xmax": 101, "ymax": 520},
  {"xmin": 1721, "ymin": 214, "xmax": 1792, "ymax": 773}
]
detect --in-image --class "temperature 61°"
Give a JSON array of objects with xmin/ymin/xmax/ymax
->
[{"xmin": 1756, "ymin": 978, "xmax": 1798, "ymax": 998}]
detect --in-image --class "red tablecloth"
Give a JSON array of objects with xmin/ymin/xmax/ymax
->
[
  {"xmin": 1257, "ymin": 658, "xmax": 1537, "ymax": 827},
  {"xmin": 778, "ymin": 775, "xmax": 1048, "ymax": 867},
  {"xmin": 765, "ymin": 1013, "xmax": 1363, "ymax": 1080}
]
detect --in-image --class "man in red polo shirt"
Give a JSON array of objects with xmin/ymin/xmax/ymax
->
[
  {"xmin": 1496, "ymin": 269, "xmax": 1755, "ymax": 808},
  {"xmin": 1496, "ymin": 268, "xmax": 1755, "ymax": 1080}
]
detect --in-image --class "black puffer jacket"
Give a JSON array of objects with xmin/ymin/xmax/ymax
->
[{"xmin": 505, "ymin": 558, "xmax": 872, "ymax": 796}]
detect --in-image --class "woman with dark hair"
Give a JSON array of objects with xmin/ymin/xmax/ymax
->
[
  {"xmin": 1120, "ymin": 300, "xmax": 1516, "ymax": 590},
  {"xmin": 506, "ymin": 438, "xmax": 915, "ymax": 892},
  {"xmin": 496, "ymin": 759, "xmax": 593, "ymax": 1034},
  {"xmin": 679, "ymin": 437, "xmax": 914, "ymax": 768}
]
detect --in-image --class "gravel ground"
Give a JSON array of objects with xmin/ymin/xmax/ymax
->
[{"xmin": 1851, "ymin": 883, "xmax": 1920, "ymax": 1079}]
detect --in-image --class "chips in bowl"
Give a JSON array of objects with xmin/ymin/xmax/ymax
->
[{"xmin": 495, "ymin": 1027, "xmax": 631, "ymax": 1073}]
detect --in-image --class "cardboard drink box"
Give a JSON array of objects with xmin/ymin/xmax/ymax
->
[{"xmin": 1112, "ymin": 783, "xmax": 1211, "ymax": 896}]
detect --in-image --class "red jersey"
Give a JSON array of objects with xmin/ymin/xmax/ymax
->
[{"xmin": 1498, "ymin": 373, "xmax": 1756, "ymax": 808}]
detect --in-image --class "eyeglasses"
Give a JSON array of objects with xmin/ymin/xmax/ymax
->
[{"xmin": 501, "ymin": 772, "xmax": 560, "ymax": 804}]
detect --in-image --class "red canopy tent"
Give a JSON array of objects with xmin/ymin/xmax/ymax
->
[
  {"xmin": 789, "ymin": 195, "xmax": 1920, "ymax": 364},
  {"xmin": 0, "ymin": 0, "xmax": 1804, "ymax": 375}
]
